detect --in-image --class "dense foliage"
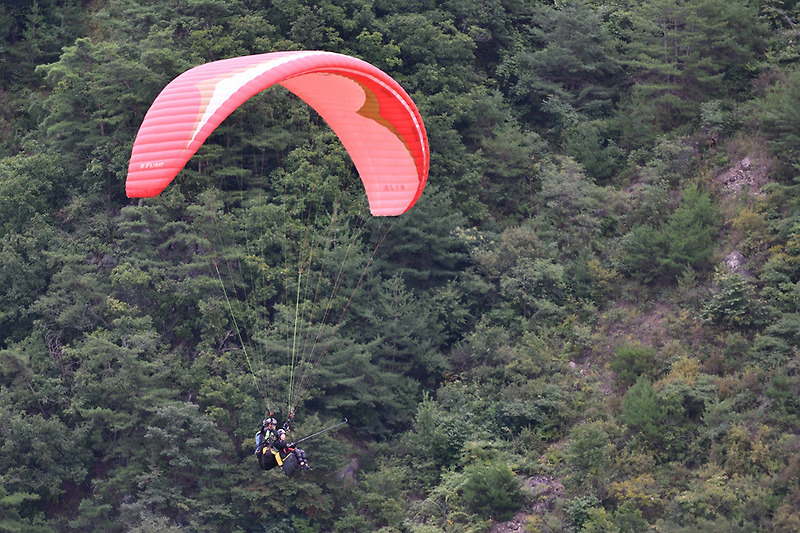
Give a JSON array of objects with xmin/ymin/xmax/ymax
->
[{"xmin": 1, "ymin": 0, "xmax": 799, "ymax": 531}]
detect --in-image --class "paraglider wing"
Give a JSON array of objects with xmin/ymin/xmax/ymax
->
[{"xmin": 126, "ymin": 51, "xmax": 429, "ymax": 216}]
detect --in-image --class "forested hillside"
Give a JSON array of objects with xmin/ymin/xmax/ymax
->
[{"xmin": 1, "ymin": 0, "xmax": 799, "ymax": 531}]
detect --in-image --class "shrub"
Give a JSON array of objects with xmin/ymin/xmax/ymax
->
[
  {"xmin": 461, "ymin": 462, "xmax": 525, "ymax": 521},
  {"xmin": 610, "ymin": 344, "xmax": 658, "ymax": 389},
  {"xmin": 702, "ymin": 269, "xmax": 772, "ymax": 332},
  {"xmin": 566, "ymin": 494, "xmax": 602, "ymax": 530}
]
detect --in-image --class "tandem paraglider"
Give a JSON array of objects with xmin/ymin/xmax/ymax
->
[
  {"xmin": 125, "ymin": 50, "xmax": 429, "ymax": 477},
  {"xmin": 255, "ymin": 417, "xmax": 349, "ymax": 476}
]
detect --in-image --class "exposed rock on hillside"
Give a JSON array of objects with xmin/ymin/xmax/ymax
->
[{"xmin": 716, "ymin": 156, "xmax": 768, "ymax": 195}]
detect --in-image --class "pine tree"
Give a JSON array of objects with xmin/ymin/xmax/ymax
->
[
  {"xmin": 620, "ymin": 0, "xmax": 767, "ymax": 133},
  {"xmin": 500, "ymin": 0, "xmax": 624, "ymax": 123},
  {"xmin": 622, "ymin": 377, "xmax": 665, "ymax": 447}
]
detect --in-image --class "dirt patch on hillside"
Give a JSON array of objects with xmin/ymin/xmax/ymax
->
[
  {"xmin": 715, "ymin": 156, "xmax": 769, "ymax": 196},
  {"xmin": 601, "ymin": 301, "xmax": 673, "ymax": 350}
]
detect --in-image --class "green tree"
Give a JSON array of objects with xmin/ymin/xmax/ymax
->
[
  {"xmin": 702, "ymin": 269, "xmax": 772, "ymax": 332},
  {"xmin": 34, "ymin": 37, "xmax": 167, "ymax": 192},
  {"xmin": 114, "ymin": 196, "xmax": 230, "ymax": 348},
  {"xmin": 29, "ymin": 235, "xmax": 113, "ymax": 346},
  {"xmin": 620, "ymin": 0, "xmax": 767, "ymax": 134},
  {"xmin": 660, "ymin": 184, "xmax": 721, "ymax": 276},
  {"xmin": 565, "ymin": 421, "xmax": 619, "ymax": 492},
  {"xmin": 756, "ymin": 68, "xmax": 800, "ymax": 177},
  {"xmin": 499, "ymin": 0, "xmax": 623, "ymax": 124},
  {"xmin": 420, "ymin": 90, "xmax": 487, "ymax": 224},
  {"xmin": 0, "ymin": 484, "xmax": 45, "ymax": 533},
  {"xmin": 619, "ymin": 223, "xmax": 671, "ymax": 284},
  {"xmin": 0, "ymin": 217, "xmax": 58, "ymax": 347},
  {"xmin": 566, "ymin": 494, "xmax": 603, "ymax": 532},
  {"xmin": 0, "ymin": 405, "xmax": 91, "ymax": 505},
  {"xmin": 657, "ymin": 375, "xmax": 718, "ymax": 459},
  {"xmin": 371, "ymin": 186, "xmax": 468, "ymax": 291},
  {"xmin": 354, "ymin": 274, "xmax": 447, "ymax": 387},
  {"xmin": 118, "ymin": 402, "xmax": 236, "ymax": 531},
  {"xmin": 0, "ymin": 0, "xmax": 87, "ymax": 89},
  {"xmin": 298, "ymin": 329, "xmax": 421, "ymax": 438},
  {"xmin": 475, "ymin": 100, "xmax": 547, "ymax": 220},
  {"xmin": 378, "ymin": 11, "xmax": 476, "ymax": 93},
  {"xmin": 564, "ymin": 121, "xmax": 625, "ymax": 183},
  {"xmin": 499, "ymin": 257, "xmax": 567, "ymax": 323},
  {"xmin": 351, "ymin": 463, "xmax": 410, "ymax": 528},
  {"xmin": 622, "ymin": 377, "xmax": 665, "ymax": 447},
  {"xmin": 461, "ymin": 461, "xmax": 524, "ymax": 520},
  {"xmin": 403, "ymin": 394, "xmax": 473, "ymax": 485},
  {"xmin": 0, "ymin": 153, "xmax": 62, "ymax": 237},
  {"xmin": 534, "ymin": 158, "xmax": 609, "ymax": 259},
  {"xmin": 621, "ymin": 184, "xmax": 720, "ymax": 284},
  {"xmin": 611, "ymin": 344, "xmax": 659, "ymax": 390},
  {"xmin": 749, "ymin": 313, "xmax": 800, "ymax": 368}
]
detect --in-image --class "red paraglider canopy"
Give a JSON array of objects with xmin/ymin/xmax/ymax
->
[{"xmin": 126, "ymin": 51, "xmax": 429, "ymax": 216}]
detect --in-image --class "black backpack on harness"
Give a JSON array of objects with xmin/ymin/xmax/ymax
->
[
  {"xmin": 258, "ymin": 450, "xmax": 279, "ymax": 471},
  {"xmin": 280, "ymin": 448, "xmax": 308, "ymax": 477}
]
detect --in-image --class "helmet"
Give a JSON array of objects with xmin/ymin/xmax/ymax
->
[
  {"xmin": 266, "ymin": 418, "xmax": 277, "ymax": 426},
  {"xmin": 277, "ymin": 429, "xmax": 286, "ymax": 436}
]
